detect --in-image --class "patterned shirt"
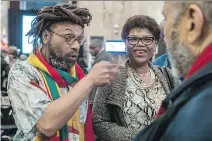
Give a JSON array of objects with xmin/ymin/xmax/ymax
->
[
  {"xmin": 123, "ymin": 67, "xmax": 166, "ymax": 130},
  {"xmin": 7, "ymin": 61, "xmax": 87, "ymax": 141}
]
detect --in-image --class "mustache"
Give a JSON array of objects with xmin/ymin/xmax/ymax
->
[
  {"xmin": 65, "ymin": 52, "xmax": 79, "ymax": 57},
  {"xmin": 49, "ymin": 51, "xmax": 78, "ymax": 70},
  {"xmin": 51, "ymin": 54, "xmax": 79, "ymax": 62},
  {"xmin": 49, "ymin": 50, "xmax": 78, "ymax": 58}
]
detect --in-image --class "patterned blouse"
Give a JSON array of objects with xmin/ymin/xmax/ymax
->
[{"xmin": 123, "ymin": 66, "xmax": 166, "ymax": 130}]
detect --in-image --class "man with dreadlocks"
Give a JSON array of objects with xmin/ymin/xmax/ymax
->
[{"xmin": 7, "ymin": 4, "xmax": 118, "ymax": 141}]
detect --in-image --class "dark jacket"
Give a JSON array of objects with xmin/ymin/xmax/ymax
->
[
  {"xmin": 1, "ymin": 58, "xmax": 10, "ymax": 91},
  {"xmin": 92, "ymin": 63, "xmax": 179, "ymax": 141},
  {"xmin": 134, "ymin": 62, "xmax": 212, "ymax": 141},
  {"xmin": 92, "ymin": 50, "xmax": 113, "ymax": 66},
  {"xmin": 89, "ymin": 50, "xmax": 113, "ymax": 103}
]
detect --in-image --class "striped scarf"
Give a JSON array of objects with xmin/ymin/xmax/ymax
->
[{"xmin": 27, "ymin": 48, "xmax": 94, "ymax": 141}]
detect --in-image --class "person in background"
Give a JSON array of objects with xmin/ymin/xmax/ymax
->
[
  {"xmin": 7, "ymin": 46, "xmax": 19, "ymax": 67},
  {"xmin": 7, "ymin": 4, "xmax": 118, "ymax": 141},
  {"xmin": 1, "ymin": 49, "xmax": 10, "ymax": 64},
  {"xmin": 1, "ymin": 49, "xmax": 7, "ymax": 60},
  {"xmin": 89, "ymin": 39, "xmax": 113, "ymax": 66},
  {"xmin": 153, "ymin": 53, "xmax": 170, "ymax": 67},
  {"xmin": 92, "ymin": 15, "xmax": 179, "ymax": 141},
  {"xmin": 1, "ymin": 52, "xmax": 10, "ymax": 91},
  {"xmin": 153, "ymin": 21, "xmax": 170, "ymax": 68},
  {"xmin": 134, "ymin": 1, "xmax": 212, "ymax": 141},
  {"xmin": 89, "ymin": 39, "xmax": 113, "ymax": 105},
  {"xmin": 19, "ymin": 54, "xmax": 28, "ymax": 61}
]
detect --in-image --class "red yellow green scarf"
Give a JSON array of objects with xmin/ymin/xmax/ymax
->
[{"xmin": 27, "ymin": 48, "xmax": 94, "ymax": 141}]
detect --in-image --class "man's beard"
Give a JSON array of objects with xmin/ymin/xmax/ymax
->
[
  {"xmin": 167, "ymin": 28, "xmax": 196, "ymax": 78},
  {"xmin": 48, "ymin": 46, "xmax": 77, "ymax": 70}
]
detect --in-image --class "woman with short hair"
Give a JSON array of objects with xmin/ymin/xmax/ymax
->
[{"xmin": 92, "ymin": 15, "xmax": 179, "ymax": 141}]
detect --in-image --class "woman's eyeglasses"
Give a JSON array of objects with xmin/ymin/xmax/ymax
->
[
  {"xmin": 48, "ymin": 29, "xmax": 86, "ymax": 46},
  {"xmin": 126, "ymin": 36, "xmax": 155, "ymax": 46}
]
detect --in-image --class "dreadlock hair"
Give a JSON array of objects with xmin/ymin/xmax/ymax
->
[{"xmin": 26, "ymin": 4, "xmax": 92, "ymax": 45}]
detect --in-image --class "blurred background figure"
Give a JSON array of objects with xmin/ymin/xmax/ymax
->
[
  {"xmin": 19, "ymin": 54, "xmax": 28, "ymax": 61},
  {"xmin": 89, "ymin": 39, "xmax": 113, "ymax": 105},
  {"xmin": 1, "ymin": 49, "xmax": 8, "ymax": 59},
  {"xmin": 1, "ymin": 51, "xmax": 10, "ymax": 91},
  {"xmin": 7, "ymin": 46, "xmax": 19, "ymax": 67},
  {"xmin": 1, "ymin": 49, "xmax": 10, "ymax": 64},
  {"xmin": 153, "ymin": 53, "xmax": 170, "ymax": 67},
  {"xmin": 1, "ymin": 50, "xmax": 16, "ymax": 141},
  {"xmin": 89, "ymin": 39, "xmax": 113, "ymax": 66},
  {"xmin": 153, "ymin": 20, "xmax": 171, "ymax": 68}
]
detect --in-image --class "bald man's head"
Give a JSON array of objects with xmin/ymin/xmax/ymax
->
[
  {"xmin": 89, "ymin": 39, "xmax": 103, "ymax": 56},
  {"xmin": 163, "ymin": 1, "xmax": 212, "ymax": 77}
]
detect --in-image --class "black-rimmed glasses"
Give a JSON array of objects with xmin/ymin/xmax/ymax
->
[
  {"xmin": 48, "ymin": 29, "xmax": 86, "ymax": 46},
  {"xmin": 126, "ymin": 36, "xmax": 155, "ymax": 45}
]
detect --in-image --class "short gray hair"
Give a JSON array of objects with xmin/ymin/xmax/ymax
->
[
  {"xmin": 19, "ymin": 54, "xmax": 28, "ymax": 61},
  {"xmin": 90, "ymin": 39, "xmax": 103, "ymax": 48}
]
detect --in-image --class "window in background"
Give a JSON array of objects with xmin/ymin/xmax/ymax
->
[
  {"xmin": 105, "ymin": 40, "xmax": 126, "ymax": 54},
  {"xmin": 22, "ymin": 15, "xmax": 36, "ymax": 54},
  {"xmin": 26, "ymin": 2, "xmax": 57, "ymax": 10}
]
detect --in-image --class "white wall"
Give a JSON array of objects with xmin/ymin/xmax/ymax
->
[
  {"xmin": 1, "ymin": 1, "xmax": 10, "ymax": 44},
  {"xmin": 79, "ymin": 1, "xmax": 164, "ymax": 42},
  {"xmin": 0, "ymin": 1, "xmax": 164, "ymax": 45},
  {"xmin": 78, "ymin": 1, "xmax": 164, "ymax": 66}
]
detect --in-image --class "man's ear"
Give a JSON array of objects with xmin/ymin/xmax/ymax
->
[
  {"xmin": 185, "ymin": 4, "xmax": 204, "ymax": 44},
  {"xmin": 42, "ymin": 30, "xmax": 51, "ymax": 44}
]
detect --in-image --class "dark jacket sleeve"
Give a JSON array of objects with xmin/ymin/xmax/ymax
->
[
  {"xmin": 92, "ymin": 51, "xmax": 113, "ymax": 66},
  {"xmin": 1, "ymin": 58, "xmax": 10, "ymax": 77},
  {"xmin": 92, "ymin": 85, "xmax": 137, "ymax": 141},
  {"xmin": 93, "ymin": 55, "xmax": 112, "ymax": 65}
]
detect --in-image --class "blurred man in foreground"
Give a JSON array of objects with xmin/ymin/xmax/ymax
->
[{"xmin": 134, "ymin": 1, "xmax": 212, "ymax": 141}]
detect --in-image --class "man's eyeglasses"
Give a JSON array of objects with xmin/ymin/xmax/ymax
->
[
  {"xmin": 126, "ymin": 36, "xmax": 155, "ymax": 46},
  {"xmin": 48, "ymin": 29, "xmax": 86, "ymax": 46}
]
